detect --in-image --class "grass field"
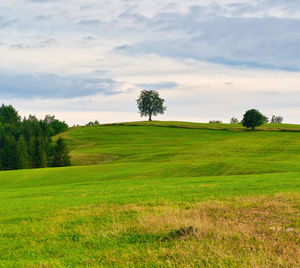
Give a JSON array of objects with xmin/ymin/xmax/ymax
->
[{"xmin": 0, "ymin": 121, "xmax": 299, "ymax": 267}]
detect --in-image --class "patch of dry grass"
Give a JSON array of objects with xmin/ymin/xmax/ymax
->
[{"xmin": 29, "ymin": 193, "xmax": 299, "ymax": 267}]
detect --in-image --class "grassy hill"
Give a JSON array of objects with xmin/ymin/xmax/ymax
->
[{"xmin": 0, "ymin": 121, "xmax": 299, "ymax": 267}]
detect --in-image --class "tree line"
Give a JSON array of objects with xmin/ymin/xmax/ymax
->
[{"xmin": 0, "ymin": 104, "xmax": 70, "ymax": 171}]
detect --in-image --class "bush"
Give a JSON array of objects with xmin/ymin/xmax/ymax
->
[
  {"xmin": 230, "ymin": 117, "xmax": 239, "ymax": 124},
  {"xmin": 270, "ymin": 115, "xmax": 283, "ymax": 124},
  {"xmin": 209, "ymin": 120, "xmax": 222, "ymax": 123},
  {"xmin": 86, "ymin": 120, "xmax": 100, "ymax": 126}
]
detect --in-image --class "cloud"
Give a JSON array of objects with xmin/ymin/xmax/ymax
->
[
  {"xmin": 77, "ymin": 20, "xmax": 102, "ymax": 26},
  {"xmin": 136, "ymin": 82, "xmax": 177, "ymax": 90},
  {"xmin": 10, "ymin": 39, "xmax": 56, "ymax": 49},
  {"xmin": 0, "ymin": 17, "xmax": 18, "ymax": 28},
  {"xmin": 29, "ymin": 0, "xmax": 59, "ymax": 2},
  {"xmin": 0, "ymin": 71, "xmax": 120, "ymax": 99},
  {"xmin": 4, "ymin": 1, "xmax": 300, "ymax": 71},
  {"xmin": 35, "ymin": 15, "xmax": 52, "ymax": 21},
  {"xmin": 116, "ymin": 7, "xmax": 300, "ymax": 71},
  {"xmin": 225, "ymin": 82, "xmax": 234, "ymax": 85},
  {"xmin": 1, "ymin": 0, "xmax": 300, "ymax": 124}
]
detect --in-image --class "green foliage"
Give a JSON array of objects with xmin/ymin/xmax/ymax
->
[
  {"xmin": 0, "ymin": 104, "xmax": 21, "ymax": 125},
  {"xmin": 16, "ymin": 135, "xmax": 30, "ymax": 169},
  {"xmin": 85, "ymin": 120, "xmax": 100, "ymax": 126},
  {"xmin": 209, "ymin": 120, "xmax": 222, "ymax": 123},
  {"xmin": 242, "ymin": 109, "xmax": 265, "ymax": 129},
  {"xmin": 137, "ymin": 90, "xmax": 166, "ymax": 121},
  {"xmin": 230, "ymin": 117, "xmax": 239, "ymax": 124},
  {"xmin": 262, "ymin": 115, "xmax": 269, "ymax": 123},
  {"xmin": 51, "ymin": 137, "xmax": 71, "ymax": 167},
  {"xmin": 271, "ymin": 115, "xmax": 283, "ymax": 124},
  {"xmin": 44, "ymin": 115, "xmax": 69, "ymax": 135},
  {"xmin": 33, "ymin": 137, "xmax": 48, "ymax": 168},
  {"xmin": 0, "ymin": 104, "xmax": 69, "ymax": 171},
  {"xmin": 1, "ymin": 135, "xmax": 18, "ymax": 170}
]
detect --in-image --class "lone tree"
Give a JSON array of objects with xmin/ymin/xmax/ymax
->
[
  {"xmin": 137, "ymin": 90, "xmax": 166, "ymax": 121},
  {"xmin": 242, "ymin": 109, "xmax": 265, "ymax": 130}
]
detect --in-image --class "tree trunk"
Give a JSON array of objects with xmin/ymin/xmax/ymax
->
[{"xmin": 148, "ymin": 114, "xmax": 152, "ymax": 121}]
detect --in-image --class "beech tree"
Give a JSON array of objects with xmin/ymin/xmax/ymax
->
[{"xmin": 136, "ymin": 90, "xmax": 166, "ymax": 121}]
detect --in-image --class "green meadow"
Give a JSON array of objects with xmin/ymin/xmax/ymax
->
[{"xmin": 0, "ymin": 122, "xmax": 299, "ymax": 267}]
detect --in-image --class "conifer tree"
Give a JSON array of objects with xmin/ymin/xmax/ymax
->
[
  {"xmin": 52, "ymin": 138, "xmax": 71, "ymax": 167},
  {"xmin": 1, "ymin": 135, "xmax": 18, "ymax": 170},
  {"xmin": 0, "ymin": 104, "xmax": 21, "ymax": 125},
  {"xmin": 0, "ymin": 104, "xmax": 70, "ymax": 171},
  {"xmin": 27, "ymin": 135, "xmax": 35, "ymax": 168},
  {"xmin": 33, "ymin": 138, "xmax": 48, "ymax": 168},
  {"xmin": 16, "ymin": 135, "xmax": 30, "ymax": 169}
]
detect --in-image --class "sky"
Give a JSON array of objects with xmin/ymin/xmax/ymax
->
[{"xmin": 1, "ymin": 0, "xmax": 300, "ymax": 124}]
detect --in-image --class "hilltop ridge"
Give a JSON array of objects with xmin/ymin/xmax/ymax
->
[{"xmin": 103, "ymin": 120, "xmax": 300, "ymax": 131}]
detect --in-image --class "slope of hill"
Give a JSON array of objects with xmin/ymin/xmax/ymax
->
[{"xmin": 0, "ymin": 122, "xmax": 299, "ymax": 267}]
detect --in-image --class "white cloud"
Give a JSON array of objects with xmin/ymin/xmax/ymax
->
[{"xmin": 0, "ymin": 0, "xmax": 300, "ymax": 123}]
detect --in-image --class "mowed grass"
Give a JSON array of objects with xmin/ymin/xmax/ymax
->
[{"xmin": 0, "ymin": 121, "xmax": 299, "ymax": 267}]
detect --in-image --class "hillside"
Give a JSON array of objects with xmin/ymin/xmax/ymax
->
[{"xmin": 0, "ymin": 121, "xmax": 299, "ymax": 267}]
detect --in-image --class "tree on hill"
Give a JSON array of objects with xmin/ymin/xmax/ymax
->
[
  {"xmin": 86, "ymin": 120, "xmax": 100, "ymax": 126},
  {"xmin": 230, "ymin": 117, "xmax": 239, "ymax": 124},
  {"xmin": 137, "ymin": 90, "xmax": 166, "ymax": 121},
  {"xmin": 51, "ymin": 137, "xmax": 71, "ymax": 167},
  {"xmin": 271, "ymin": 115, "xmax": 283, "ymax": 124},
  {"xmin": 242, "ymin": 109, "xmax": 265, "ymax": 130}
]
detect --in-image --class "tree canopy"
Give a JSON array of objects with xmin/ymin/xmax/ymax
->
[
  {"xmin": 242, "ymin": 109, "xmax": 265, "ymax": 130},
  {"xmin": 271, "ymin": 115, "xmax": 283, "ymax": 124},
  {"xmin": 230, "ymin": 117, "xmax": 239, "ymax": 124},
  {"xmin": 0, "ymin": 104, "xmax": 70, "ymax": 170},
  {"xmin": 51, "ymin": 137, "xmax": 71, "ymax": 167},
  {"xmin": 137, "ymin": 90, "xmax": 166, "ymax": 121},
  {"xmin": 44, "ymin": 115, "xmax": 69, "ymax": 135}
]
